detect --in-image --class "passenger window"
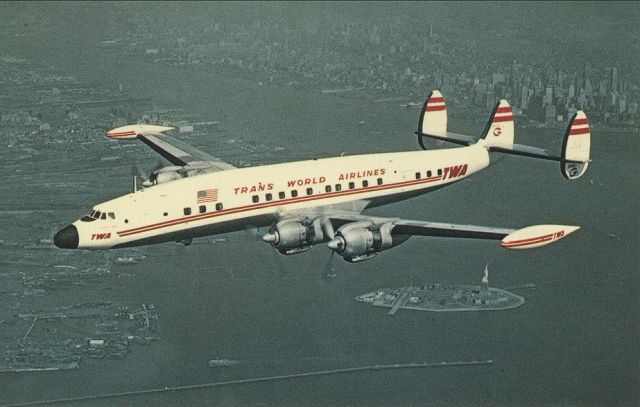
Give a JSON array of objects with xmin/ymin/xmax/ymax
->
[
  {"xmin": 125, "ymin": 219, "xmax": 128, "ymax": 224},
  {"xmin": 427, "ymin": 170, "xmax": 432, "ymax": 177},
  {"xmin": 163, "ymin": 212, "xmax": 168, "ymax": 217},
  {"xmin": 325, "ymin": 185, "xmax": 332, "ymax": 193},
  {"xmin": 216, "ymin": 203, "xmax": 223, "ymax": 211},
  {"xmin": 101, "ymin": 213, "xmax": 107, "ymax": 220},
  {"xmin": 252, "ymin": 195, "xmax": 259, "ymax": 203},
  {"xmin": 184, "ymin": 207, "xmax": 191, "ymax": 216},
  {"xmin": 278, "ymin": 191, "xmax": 285, "ymax": 199},
  {"xmin": 199, "ymin": 205, "xmax": 206, "ymax": 214},
  {"xmin": 291, "ymin": 190, "xmax": 298, "ymax": 198},
  {"xmin": 265, "ymin": 193, "xmax": 272, "ymax": 201},
  {"xmin": 335, "ymin": 184, "xmax": 342, "ymax": 192},
  {"xmin": 362, "ymin": 180, "xmax": 368, "ymax": 187},
  {"xmin": 108, "ymin": 212, "xmax": 115, "ymax": 219},
  {"xmin": 437, "ymin": 169, "xmax": 442, "ymax": 176},
  {"xmin": 348, "ymin": 182, "xmax": 355, "ymax": 190},
  {"xmin": 306, "ymin": 187, "xmax": 313, "ymax": 195},
  {"xmin": 377, "ymin": 178, "xmax": 383, "ymax": 185},
  {"xmin": 415, "ymin": 172, "xmax": 421, "ymax": 179}
]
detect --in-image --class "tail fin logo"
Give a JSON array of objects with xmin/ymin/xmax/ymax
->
[{"xmin": 492, "ymin": 127, "xmax": 502, "ymax": 137}]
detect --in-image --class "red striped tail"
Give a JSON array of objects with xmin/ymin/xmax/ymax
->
[
  {"xmin": 418, "ymin": 90, "xmax": 447, "ymax": 137},
  {"xmin": 481, "ymin": 100, "xmax": 514, "ymax": 148},
  {"xmin": 560, "ymin": 111, "xmax": 591, "ymax": 180}
]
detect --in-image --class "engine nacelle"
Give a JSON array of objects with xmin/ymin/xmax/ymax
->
[
  {"xmin": 143, "ymin": 166, "xmax": 183, "ymax": 187},
  {"xmin": 328, "ymin": 222, "xmax": 404, "ymax": 263},
  {"xmin": 263, "ymin": 218, "xmax": 325, "ymax": 255}
]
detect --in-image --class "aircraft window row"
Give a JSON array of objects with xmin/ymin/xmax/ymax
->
[
  {"xmin": 183, "ymin": 203, "xmax": 223, "ymax": 216},
  {"xmin": 250, "ymin": 178, "xmax": 385, "ymax": 204},
  {"xmin": 415, "ymin": 170, "xmax": 438, "ymax": 180}
]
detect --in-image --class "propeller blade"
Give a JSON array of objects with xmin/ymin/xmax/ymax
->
[
  {"xmin": 321, "ymin": 250, "xmax": 337, "ymax": 282},
  {"xmin": 243, "ymin": 224, "xmax": 261, "ymax": 241}
]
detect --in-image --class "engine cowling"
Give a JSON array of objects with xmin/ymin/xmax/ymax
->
[
  {"xmin": 142, "ymin": 166, "xmax": 183, "ymax": 187},
  {"xmin": 262, "ymin": 218, "xmax": 325, "ymax": 255},
  {"xmin": 328, "ymin": 221, "xmax": 407, "ymax": 263}
]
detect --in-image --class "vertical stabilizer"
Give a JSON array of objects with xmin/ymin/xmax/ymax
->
[
  {"xmin": 560, "ymin": 111, "xmax": 591, "ymax": 180},
  {"xmin": 418, "ymin": 90, "xmax": 447, "ymax": 137},
  {"xmin": 480, "ymin": 100, "xmax": 514, "ymax": 148}
]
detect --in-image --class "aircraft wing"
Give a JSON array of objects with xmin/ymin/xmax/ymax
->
[
  {"xmin": 107, "ymin": 124, "xmax": 236, "ymax": 171},
  {"xmin": 331, "ymin": 215, "xmax": 578, "ymax": 249},
  {"xmin": 139, "ymin": 133, "xmax": 235, "ymax": 170},
  {"xmin": 267, "ymin": 212, "xmax": 579, "ymax": 256},
  {"xmin": 387, "ymin": 219, "xmax": 515, "ymax": 240}
]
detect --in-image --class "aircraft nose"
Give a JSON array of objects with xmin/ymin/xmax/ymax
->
[{"xmin": 53, "ymin": 225, "xmax": 79, "ymax": 249}]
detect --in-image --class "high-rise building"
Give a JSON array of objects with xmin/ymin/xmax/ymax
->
[{"xmin": 610, "ymin": 66, "xmax": 619, "ymax": 93}]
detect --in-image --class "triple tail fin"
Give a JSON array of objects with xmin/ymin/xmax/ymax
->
[{"xmin": 414, "ymin": 89, "xmax": 592, "ymax": 181}]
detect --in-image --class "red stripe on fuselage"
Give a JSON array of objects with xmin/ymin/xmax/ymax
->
[{"xmin": 117, "ymin": 175, "xmax": 447, "ymax": 238}]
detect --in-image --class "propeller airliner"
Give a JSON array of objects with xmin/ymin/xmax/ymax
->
[{"xmin": 54, "ymin": 90, "xmax": 591, "ymax": 263}]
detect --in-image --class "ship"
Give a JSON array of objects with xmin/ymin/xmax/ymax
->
[
  {"xmin": 356, "ymin": 264, "xmax": 525, "ymax": 315},
  {"xmin": 208, "ymin": 358, "xmax": 240, "ymax": 367}
]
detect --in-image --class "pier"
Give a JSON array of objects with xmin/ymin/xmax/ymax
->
[{"xmin": 387, "ymin": 287, "xmax": 413, "ymax": 315}]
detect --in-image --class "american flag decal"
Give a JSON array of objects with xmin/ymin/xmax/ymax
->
[{"xmin": 197, "ymin": 188, "xmax": 218, "ymax": 203}]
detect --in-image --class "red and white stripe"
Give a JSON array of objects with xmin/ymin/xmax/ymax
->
[
  {"xmin": 107, "ymin": 130, "xmax": 137, "ymax": 139},
  {"xmin": 425, "ymin": 95, "xmax": 446, "ymax": 112},
  {"xmin": 501, "ymin": 233, "xmax": 554, "ymax": 248},
  {"xmin": 492, "ymin": 106, "xmax": 513, "ymax": 123},
  {"xmin": 569, "ymin": 117, "xmax": 590, "ymax": 136}
]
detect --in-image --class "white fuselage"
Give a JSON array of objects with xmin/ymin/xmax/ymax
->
[{"xmin": 72, "ymin": 144, "xmax": 490, "ymax": 249}]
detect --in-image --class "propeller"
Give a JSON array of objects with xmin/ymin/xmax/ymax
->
[{"xmin": 243, "ymin": 224, "xmax": 261, "ymax": 241}]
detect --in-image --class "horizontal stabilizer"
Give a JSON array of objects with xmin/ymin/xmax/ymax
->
[
  {"xmin": 488, "ymin": 143, "xmax": 560, "ymax": 161},
  {"xmin": 107, "ymin": 124, "xmax": 174, "ymax": 139},
  {"xmin": 414, "ymin": 131, "xmax": 476, "ymax": 146},
  {"xmin": 501, "ymin": 225, "xmax": 580, "ymax": 249}
]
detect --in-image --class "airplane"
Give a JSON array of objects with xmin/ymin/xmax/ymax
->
[{"xmin": 53, "ymin": 90, "xmax": 591, "ymax": 263}]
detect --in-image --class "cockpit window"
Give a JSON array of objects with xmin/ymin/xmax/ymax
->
[
  {"xmin": 81, "ymin": 209, "xmax": 98, "ymax": 222},
  {"xmin": 81, "ymin": 209, "xmax": 115, "ymax": 222}
]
